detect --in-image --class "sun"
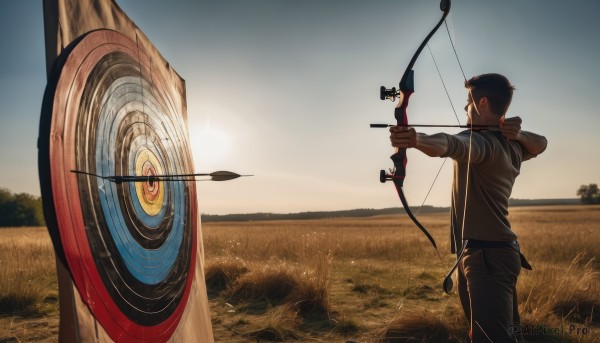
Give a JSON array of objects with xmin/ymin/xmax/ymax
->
[{"xmin": 189, "ymin": 123, "xmax": 232, "ymax": 166}]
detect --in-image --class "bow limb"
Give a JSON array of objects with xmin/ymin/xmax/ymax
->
[
  {"xmin": 395, "ymin": 181, "xmax": 438, "ymax": 251},
  {"xmin": 398, "ymin": 1, "xmax": 451, "ymax": 95}
]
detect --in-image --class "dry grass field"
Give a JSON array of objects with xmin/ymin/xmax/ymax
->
[
  {"xmin": 0, "ymin": 226, "xmax": 59, "ymax": 342},
  {"xmin": 0, "ymin": 205, "xmax": 598, "ymax": 342}
]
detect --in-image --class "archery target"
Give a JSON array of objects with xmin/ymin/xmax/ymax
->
[{"xmin": 40, "ymin": 29, "xmax": 197, "ymax": 341}]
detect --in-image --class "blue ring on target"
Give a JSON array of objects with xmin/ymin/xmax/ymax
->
[{"xmin": 94, "ymin": 77, "xmax": 185, "ymax": 285}]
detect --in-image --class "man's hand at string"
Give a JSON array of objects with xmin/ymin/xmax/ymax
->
[{"xmin": 500, "ymin": 116, "xmax": 522, "ymax": 140}]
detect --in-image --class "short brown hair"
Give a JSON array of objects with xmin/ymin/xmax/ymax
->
[{"xmin": 465, "ymin": 73, "xmax": 515, "ymax": 116}]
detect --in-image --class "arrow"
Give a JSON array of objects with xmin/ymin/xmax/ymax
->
[
  {"xmin": 71, "ymin": 170, "xmax": 252, "ymax": 183},
  {"xmin": 370, "ymin": 123, "xmax": 500, "ymax": 129}
]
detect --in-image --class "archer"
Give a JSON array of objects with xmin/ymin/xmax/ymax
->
[{"xmin": 389, "ymin": 73, "xmax": 547, "ymax": 343}]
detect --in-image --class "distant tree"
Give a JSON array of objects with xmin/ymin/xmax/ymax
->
[
  {"xmin": 0, "ymin": 188, "xmax": 14, "ymax": 225},
  {"xmin": 0, "ymin": 187, "xmax": 11, "ymax": 204},
  {"xmin": 577, "ymin": 184, "xmax": 600, "ymax": 204},
  {"xmin": 0, "ymin": 188, "xmax": 45, "ymax": 227}
]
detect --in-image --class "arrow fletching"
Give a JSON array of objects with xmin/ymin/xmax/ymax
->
[{"xmin": 209, "ymin": 171, "xmax": 253, "ymax": 181}]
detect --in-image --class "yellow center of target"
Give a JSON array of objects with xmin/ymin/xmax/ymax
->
[{"xmin": 135, "ymin": 150, "xmax": 164, "ymax": 216}]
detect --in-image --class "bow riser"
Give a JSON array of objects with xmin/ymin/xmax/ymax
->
[
  {"xmin": 391, "ymin": 71, "xmax": 413, "ymax": 188},
  {"xmin": 395, "ymin": 70, "xmax": 414, "ymax": 125}
]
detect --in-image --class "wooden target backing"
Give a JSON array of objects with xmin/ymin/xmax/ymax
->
[{"xmin": 39, "ymin": 29, "xmax": 200, "ymax": 342}]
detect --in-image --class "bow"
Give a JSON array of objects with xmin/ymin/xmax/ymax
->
[{"xmin": 378, "ymin": 0, "xmax": 451, "ymax": 263}]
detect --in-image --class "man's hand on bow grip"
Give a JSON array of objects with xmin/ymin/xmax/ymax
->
[{"xmin": 389, "ymin": 125, "xmax": 417, "ymax": 148}]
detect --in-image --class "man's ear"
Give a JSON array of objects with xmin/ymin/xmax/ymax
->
[{"xmin": 479, "ymin": 96, "xmax": 488, "ymax": 108}]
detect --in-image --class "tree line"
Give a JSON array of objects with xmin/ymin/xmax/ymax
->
[
  {"xmin": 201, "ymin": 206, "xmax": 448, "ymax": 222},
  {"xmin": 0, "ymin": 184, "xmax": 595, "ymax": 227},
  {"xmin": 577, "ymin": 183, "xmax": 600, "ymax": 204},
  {"xmin": 0, "ymin": 188, "xmax": 45, "ymax": 227}
]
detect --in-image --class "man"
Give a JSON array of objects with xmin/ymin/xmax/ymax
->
[{"xmin": 389, "ymin": 73, "xmax": 547, "ymax": 342}]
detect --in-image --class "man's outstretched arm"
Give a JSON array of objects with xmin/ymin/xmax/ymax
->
[
  {"xmin": 389, "ymin": 126, "xmax": 448, "ymax": 157},
  {"xmin": 389, "ymin": 116, "xmax": 547, "ymax": 158}
]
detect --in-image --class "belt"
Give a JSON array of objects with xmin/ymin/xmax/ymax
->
[{"xmin": 465, "ymin": 239, "xmax": 519, "ymax": 250}]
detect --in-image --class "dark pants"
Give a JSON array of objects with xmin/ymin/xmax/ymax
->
[{"xmin": 458, "ymin": 247, "xmax": 522, "ymax": 343}]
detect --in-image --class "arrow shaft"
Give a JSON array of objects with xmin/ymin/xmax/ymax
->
[
  {"xmin": 70, "ymin": 170, "xmax": 251, "ymax": 182},
  {"xmin": 370, "ymin": 123, "xmax": 499, "ymax": 129}
]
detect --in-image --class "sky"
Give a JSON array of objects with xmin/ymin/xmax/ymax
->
[{"xmin": 0, "ymin": 0, "xmax": 598, "ymax": 215}]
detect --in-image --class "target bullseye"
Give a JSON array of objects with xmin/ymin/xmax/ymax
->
[{"xmin": 135, "ymin": 149, "xmax": 164, "ymax": 216}]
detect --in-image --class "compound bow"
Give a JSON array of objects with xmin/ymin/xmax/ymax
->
[{"xmin": 377, "ymin": 0, "xmax": 451, "ymax": 264}]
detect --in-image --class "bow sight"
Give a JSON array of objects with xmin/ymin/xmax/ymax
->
[
  {"xmin": 379, "ymin": 86, "xmax": 400, "ymax": 101},
  {"xmin": 379, "ymin": 169, "xmax": 405, "ymax": 184}
]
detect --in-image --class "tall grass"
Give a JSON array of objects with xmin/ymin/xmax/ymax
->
[
  {"xmin": 510, "ymin": 206, "xmax": 600, "ymax": 264},
  {"xmin": 202, "ymin": 214, "xmax": 454, "ymax": 264},
  {"xmin": 203, "ymin": 205, "xmax": 600, "ymax": 342},
  {"xmin": 0, "ymin": 205, "xmax": 598, "ymax": 342},
  {"xmin": 520, "ymin": 253, "xmax": 599, "ymax": 327},
  {"xmin": 0, "ymin": 227, "xmax": 57, "ymax": 315}
]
